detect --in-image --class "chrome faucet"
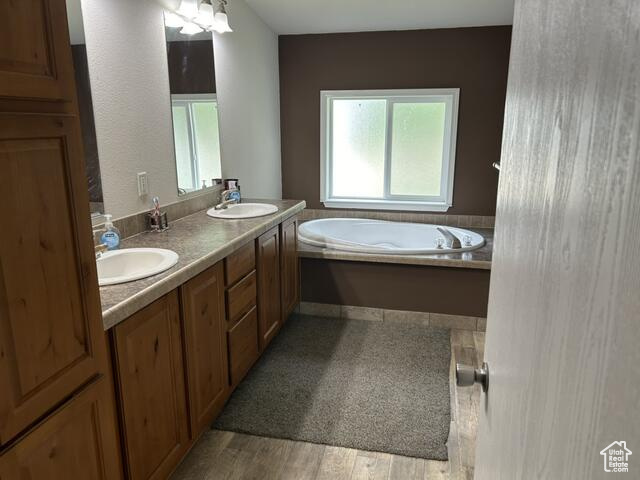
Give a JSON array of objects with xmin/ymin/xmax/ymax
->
[
  {"xmin": 436, "ymin": 227, "xmax": 462, "ymax": 249},
  {"xmin": 92, "ymin": 228, "xmax": 109, "ymax": 258},
  {"xmin": 214, "ymin": 189, "xmax": 239, "ymax": 210},
  {"xmin": 95, "ymin": 243, "xmax": 108, "ymax": 259}
]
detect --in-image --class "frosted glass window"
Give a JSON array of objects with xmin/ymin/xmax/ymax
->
[
  {"xmin": 170, "ymin": 94, "xmax": 222, "ymax": 193},
  {"xmin": 172, "ymin": 105, "xmax": 195, "ymax": 190},
  {"xmin": 331, "ymin": 99, "xmax": 386, "ymax": 198},
  {"xmin": 390, "ymin": 102, "xmax": 446, "ymax": 197},
  {"xmin": 321, "ymin": 89, "xmax": 459, "ymax": 212},
  {"xmin": 192, "ymin": 102, "xmax": 222, "ymax": 181}
]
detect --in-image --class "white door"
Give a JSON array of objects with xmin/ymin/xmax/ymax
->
[{"xmin": 473, "ymin": 0, "xmax": 640, "ymax": 479}]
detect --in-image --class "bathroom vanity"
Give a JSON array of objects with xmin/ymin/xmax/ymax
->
[{"xmin": 101, "ymin": 200, "xmax": 304, "ymax": 480}]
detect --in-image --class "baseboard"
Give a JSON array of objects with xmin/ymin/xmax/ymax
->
[{"xmin": 296, "ymin": 302, "xmax": 487, "ymax": 332}]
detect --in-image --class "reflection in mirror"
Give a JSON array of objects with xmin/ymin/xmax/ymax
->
[
  {"xmin": 165, "ymin": 17, "xmax": 223, "ymax": 196},
  {"xmin": 66, "ymin": 0, "xmax": 104, "ymax": 215}
]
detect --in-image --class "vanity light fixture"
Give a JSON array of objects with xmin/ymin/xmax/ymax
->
[
  {"xmin": 164, "ymin": 11, "xmax": 186, "ymax": 28},
  {"xmin": 195, "ymin": 2, "xmax": 215, "ymax": 26},
  {"xmin": 212, "ymin": 1, "xmax": 233, "ymax": 33},
  {"xmin": 180, "ymin": 22, "xmax": 204, "ymax": 35},
  {"xmin": 177, "ymin": 0, "xmax": 199, "ymax": 18},
  {"xmin": 164, "ymin": 0, "xmax": 233, "ymax": 34}
]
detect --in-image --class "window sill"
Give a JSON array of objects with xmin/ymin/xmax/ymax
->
[{"xmin": 322, "ymin": 199, "xmax": 451, "ymax": 212}]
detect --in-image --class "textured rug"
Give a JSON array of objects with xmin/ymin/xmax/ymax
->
[{"xmin": 214, "ymin": 314, "xmax": 451, "ymax": 460}]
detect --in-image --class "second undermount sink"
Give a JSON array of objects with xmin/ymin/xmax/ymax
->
[
  {"xmin": 207, "ymin": 202, "xmax": 278, "ymax": 219},
  {"xmin": 97, "ymin": 248, "xmax": 179, "ymax": 286}
]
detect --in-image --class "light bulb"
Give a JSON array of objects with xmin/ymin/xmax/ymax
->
[
  {"xmin": 180, "ymin": 22, "xmax": 203, "ymax": 35},
  {"xmin": 195, "ymin": 3, "xmax": 215, "ymax": 27},
  {"xmin": 177, "ymin": 0, "xmax": 198, "ymax": 19},
  {"xmin": 212, "ymin": 11, "xmax": 232, "ymax": 33},
  {"xmin": 164, "ymin": 11, "xmax": 185, "ymax": 28}
]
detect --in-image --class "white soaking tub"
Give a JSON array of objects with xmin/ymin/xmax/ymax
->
[{"xmin": 298, "ymin": 218, "xmax": 485, "ymax": 255}]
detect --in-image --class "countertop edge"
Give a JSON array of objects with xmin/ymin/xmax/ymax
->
[
  {"xmin": 101, "ymin": 201, "xmax": 305, "ymax": 330},
  {"xmin": 297, "ymin": 247, "xmax": 492, "ymax": 270}
]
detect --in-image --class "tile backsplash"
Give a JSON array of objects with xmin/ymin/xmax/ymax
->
[{"xmin": 96, "ymin": 186, "xmax": 223, "ymax": 240}]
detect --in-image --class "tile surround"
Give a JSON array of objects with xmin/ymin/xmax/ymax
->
[
  {"xmin": 299, "ymin": 301, "xmax": 487, "ymax": 331},
  {"xmin": 382, "ymin": 309, "xmax": 430, "ymax": 327},
  {"xmin": 476, "ymin": 317, "xmax": 487, "ymax": 332},
  {"xmin": 430, "ymin": 313, "xmax": 477, "ymax": 331},
  {"xmin": 300, "ymin": 208, "xmax": 495, "ymax": 229},
  {"xmin": 298, "ymin": 229, "xmax": 493, "ymax": 270},
  {"xmin": 340, "ymin": 305, "xmax": 384, "ymax": 322}
]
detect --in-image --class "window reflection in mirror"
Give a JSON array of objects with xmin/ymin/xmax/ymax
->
[
  {"xmin": 165, "ymin": 16, "xmax": 223, "ymax": 195},
  {"xmin": 66, "ymin": 0, "xmax": 104, "ymax": 215}
]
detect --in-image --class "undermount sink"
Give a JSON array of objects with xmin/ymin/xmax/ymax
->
[
  {"xmin": 207, "ymin": 203, "xmax": 278, "ymax": 219},
  {"xmin": 97, "ymin": 248, "xmax": 179, "ymax": 286}
]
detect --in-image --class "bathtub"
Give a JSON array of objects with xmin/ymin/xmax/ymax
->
[{"xmin": 298, "ymin": 218, "xmax": 485, "ymax": 255}]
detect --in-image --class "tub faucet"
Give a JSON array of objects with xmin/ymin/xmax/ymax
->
[
  {"xmin": 214, "ymin": 189, "xmax": 239, "ymax": 210},
  {"xmin": 437, "ymin": 227, "xmax": 462, "ymax": 249}
]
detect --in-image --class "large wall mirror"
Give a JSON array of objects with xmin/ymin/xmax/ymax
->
[
  {"xmin": 66, "ymin": 0, "xmax": 103, "ymax": 215},
  {"xmin": 164, "ymin": 16, "xmax": 223, "ymax": 196}
]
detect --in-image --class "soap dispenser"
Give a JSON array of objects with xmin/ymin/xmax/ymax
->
[{"xmin": 100, "ymin": 214, "xmax": 121, "ymax": 250}]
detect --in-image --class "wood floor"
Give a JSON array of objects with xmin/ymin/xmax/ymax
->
[{"xmin": 171, "ymin": 329, "xmax": 484, "ymax": 480}]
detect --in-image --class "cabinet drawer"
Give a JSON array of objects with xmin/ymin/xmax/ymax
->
[
  {"xmin": 225, "ymin": 241, "xmax": 255, "ymax": 286},
  {"xmin": 226, "ymin": 270, "xmax": 257, "ymax": 324},
  {"xmin": 228, "ymin": 307, "xmax": 259, "ymax": 387}
]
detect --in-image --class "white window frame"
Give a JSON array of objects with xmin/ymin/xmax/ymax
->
[
  {"xmin": 320, "ymin": 88, "xmax": 459, "ymax": 212},
  {"xmin": 171, "ymin": 93, "xmax": 218, "ymax": 191}
]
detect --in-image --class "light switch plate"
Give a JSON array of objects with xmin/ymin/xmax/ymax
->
[{"xmin": 137, "ymin": 172, "xmax": 148, "ymax": 197}]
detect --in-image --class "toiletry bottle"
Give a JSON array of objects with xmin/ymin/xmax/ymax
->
[
  {"xmin": 100, "ymin": 214, "xmax": 121, "ymax": 250},
  {"xmin": 224, "ymin": 179, "xmax": 241, "ymax": 202}
]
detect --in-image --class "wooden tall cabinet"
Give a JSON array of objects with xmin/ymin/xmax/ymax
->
[
  {"xmin": 0, "ymin": 114, "xmax": 107, "ymax": 443},
  {"xmin": 0, "ymin": 1, "xmax": 121, "ymax": 477},
  {"xmin": 0, "ymin": 0, "xmax": 77, "ymax": 109},
  {"xmin": 112, "ymin": 292, "xmax": 189, "ymax": 480},
  {"xmin": 181, "ymin": 263, "xmax": 229, "ymax": 437},
  {"xmin": 0, "ymin": 377, "xmax": 122, "ymax": 480},
  {"xmin": 280, "ymin": 216, "xmax": 300, "ymax": 322},
  {"xmin": 257, "ymin": 226, "xmax": 282, "ymax": 350}
]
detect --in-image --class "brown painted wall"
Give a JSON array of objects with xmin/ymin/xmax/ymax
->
[
  {"xmin": 301, "ymin": 259, "xmax": 491, "ymax": 317},
  {"xmin": 279, "ymin": 26, "xmax": 511, "ymax": 216},
  {"xmin": 167, "ymin": 40, "xmax": 216, "ymax": 94},
  {"xmin": 72, "ymin": 45, "xmax": 102, "ymax": 205}
]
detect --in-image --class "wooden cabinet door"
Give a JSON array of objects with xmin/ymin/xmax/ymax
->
[
  {"xmin": 0, "ymin": 0, "xmax": 76, "ymax": 105},
  {"xmin": 181, "ymin": 263, "xmax": 228, "ymax": 438},
  {"xmin": 280, "ymin": 216, "xmax": 299, "ymax": 322},
  {"xmin": 0, "ymin": 376, "xmax": 122, "ymax": 480},
  {"xmin": 0, "ymin": 114, "xmax": 106, "ymax": 445},
  {"xmin": 113, "ymin": 292, "xmax": 189, "ymax": 480},
  {"xmin": 257, "ymin": 226, "xmax": 281, "ymax": 350}
]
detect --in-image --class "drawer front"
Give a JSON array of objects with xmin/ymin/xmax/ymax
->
[
  {"xmin": 228, "ymin": 307, "xmax": 259, "ymax": 387},
  {"xmin": 225, "ymin": 241, "xmax": 255, "ymax": 286},
  {"xmin": 226, "ymin": 270, "xmax": 257, "ymax": 324}
]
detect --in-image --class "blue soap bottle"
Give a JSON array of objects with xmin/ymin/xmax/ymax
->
[{"xmin": 100, "ymin": 214, "xmax": 121, "ymax": 250}]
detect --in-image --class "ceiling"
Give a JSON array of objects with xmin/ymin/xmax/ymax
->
[{"xmin": 244, "ymin": 0, "xmax": 514, "ymax": 35}]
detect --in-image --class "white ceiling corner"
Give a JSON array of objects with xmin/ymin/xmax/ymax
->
[{"xmin": 244, "ymin": 0, "xmax": 514, "ymax": 35}]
